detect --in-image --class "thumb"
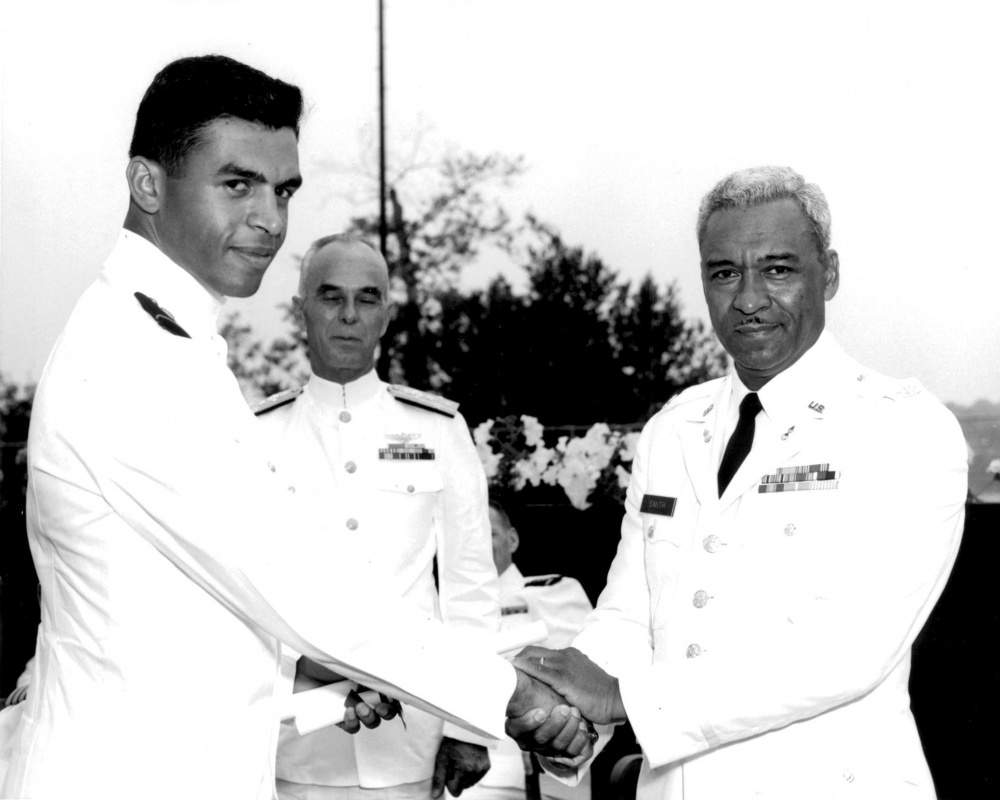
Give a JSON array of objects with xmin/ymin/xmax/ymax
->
[{"xmin": 431, "ymin": 747, "xmax": 448, "ymax": 799}]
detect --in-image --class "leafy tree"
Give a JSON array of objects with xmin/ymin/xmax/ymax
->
[
  {"xmin": 346, "ymin": 151, "xmax": 525, "ymax": 388},
  {"xmin": 436, "ymin": 219, "xmax": 725, "ymax": 425}
]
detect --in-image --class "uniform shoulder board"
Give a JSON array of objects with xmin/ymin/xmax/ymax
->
[
  {"xmin": 251, "ymin": 387, "xmax": 303, "ymax": 416},
  {"xmin": 887, "ymin": 377, "xmax": 925, "ymax": 401},
  {"xmin": 387, "ymin": 385, "xmax": 459, "ymax": 418},
  {"xmin": 660, "ymin": 378, "xmax": 721, "ymax": 413},
  {"xmin": 854, "ymin": 371, "xmax": 925, "ymax": 402},
  {"xmin": 524, "ymin": 574, "xmax": 564, "ymax": 587}
]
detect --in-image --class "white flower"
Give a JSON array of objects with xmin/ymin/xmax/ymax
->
[
  {"xmin": 472, "ymin": 419, "xmax": 501, "ymax": 479},
  {"xmin": 988, "ymin": 458, "xmax": 1000, "ymax": 477},
  {"xmin": 472, "ymin": 419, "xmax": 494, "ymax": 448},
  {"xmin": 619, "ymin": 432, "xmax": 641, "ymax": 463},
  {"xmin": 615, "ymin": 464, "xmax": 632, "ymax": 489},
  {"xmin": 513, "ymin": 446, "xmax": 556, "ymax": 490},
  {"xmin": 520, "ymin": 415, "xmax": 545, "ymax": 448}
]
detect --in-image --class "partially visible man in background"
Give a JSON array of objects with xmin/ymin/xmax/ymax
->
[
  {"xmin": 461, "ymin": 500, "xmax": 593, "ymax": 800},
  {"xmin": 255, "ymin": 234, "xmax": 501, "ymax": 800}
]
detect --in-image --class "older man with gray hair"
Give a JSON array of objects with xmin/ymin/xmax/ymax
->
[
  {"xmin": 510, "ymin": 166, "xmax": 968, "ymax": 799},
  {"xmin": 255, "ymin": 234, "xmax": 506, "ymax": 800}
]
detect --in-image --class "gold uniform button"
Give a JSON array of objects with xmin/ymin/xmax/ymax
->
[
  {"xmin": 339, "ymin": 411, "xmax": 352, "ymax": 423},
  {"xmin": 345, "ymin": 461, "xmax": 357, "ymax": 474},
  {"xmin": 647, "ymin": 525, "xmax": 655, "ymax": 539},
  {"xmin": 703, "ymin": 535, "xmax": 722, "ymax": 553},
  {"xmin": 686, "ymin": 643, "xmax": 703, "ymax": 659},
  {"xmin": 346, "ymin": 518, "xmax": 359, "ymax": 531},
  {"xmin": 407, "ymin": 485, "xmax": 415, "ymax": 493},
  {"xmin": 693, "ymin": 590, "xmax": 710, "ymax": 608},
  {"xmin": 703, "ymin": 429, "xmax": 712, "ymax": 443},
  {"xmin": 784, "ymin": 523, "xmax": 797, "ymax": 536},
  {"xmin": 287, "ymin": 486, "xmax": 296, "ymax": 494}
]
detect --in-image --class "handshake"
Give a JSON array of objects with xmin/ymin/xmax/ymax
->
[{"xmin": 503, "ymin": 646, "xmax": 627, "ymax": 766}]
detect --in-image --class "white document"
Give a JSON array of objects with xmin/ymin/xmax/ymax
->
[{"xmin": 283, "ymin": 621, "xmax": 548, "ymax": 735}]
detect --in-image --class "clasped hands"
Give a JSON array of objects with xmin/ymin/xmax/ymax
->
[
  {"xmin": 297, "ymin": 646, "xmax": 625, "ymax": 775},
  {"xmin": 504, "ymin": 646, "xmax": 626, "ymax": 767}
]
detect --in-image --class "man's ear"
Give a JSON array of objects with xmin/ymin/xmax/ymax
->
[
  {"xmin": 823, "ymin": 249, "xmax": 840, "ymax": 301},
  {"xmin": 292, "ymin": 296, "xmax": 306, "ymax": 333},
  {"xmin": 509, "ymin": 528, "xmax": 519, "ymax": 555},
  {"xmin": 125, "ymin": 156, "xmax": 165, "ymax": 215},
  {"xmin": 382, "ymin": 302, "xmax": 397, "ymax": 335}
]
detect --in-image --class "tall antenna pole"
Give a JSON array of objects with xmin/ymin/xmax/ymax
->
[{"xmin": 378, "ymin": 0, "xmax": 387, "ymax": 256}]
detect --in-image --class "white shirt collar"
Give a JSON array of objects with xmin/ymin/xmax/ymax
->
[
  {"xmin": 104, "ymin": 229, "xmax": 224, "ymax": 340},
  {"xmin": 498, "ymin": 563, "xmax": 524, "ymax": 596},
  {"xmin": 725, "ymin": 330, "xmax": 839, "ymax": 434},
  {"xmin": 304, "ymin": 369, "xmax": 383, "ymax": 410},
  {"xmin": 755, "ymin": 330, "xmax": 840, "ymax": 422}
]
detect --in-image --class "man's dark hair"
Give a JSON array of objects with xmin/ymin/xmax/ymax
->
[{"xmin": 128, "ymin": 54, "xmax": 304, "ymax": 176}]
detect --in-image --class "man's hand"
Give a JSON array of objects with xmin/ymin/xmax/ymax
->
[
  {"xmin": 505, "ymin": 704, "xmax": 594, "ymax": 762},
  {"xmin": 505, "ymin": 667, "xmax": 594, "ymax": 760},
  {"xmin": 431, "ymin": 737, "xmax": 490, "ymax": 798},
  {"xmin": 294, "ymin": 657, "xmax": 402, "ymax": 734},
  {"xmin": 513, "ymin": 647, "xmax": 627, "ymax": 726},
  {"xmin": 337, "ymin": 687, "xmax": 401, "ymax": 734},
  {"xmin": 4, "ymin": 685, "xmax": 28, "ymax": 708}
]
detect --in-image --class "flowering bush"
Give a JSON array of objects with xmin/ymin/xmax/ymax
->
[{"xmin": 473, "ymin": 415, "xmax": 641, "ymax": 510}]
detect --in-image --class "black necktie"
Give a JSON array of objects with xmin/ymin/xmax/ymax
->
[{"xmin": 718, "ymin": 392, "xmax": 763, "ymax": 496}]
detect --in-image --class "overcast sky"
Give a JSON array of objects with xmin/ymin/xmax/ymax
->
[{"xmin": 2, "ymin": 0, "xmax": 998, "ymax": 406}]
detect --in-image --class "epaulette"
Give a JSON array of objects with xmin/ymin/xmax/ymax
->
[
  {"xmin": 885, "ymin": 377, "xmax": 925, "ymax": 401},
  {"xmin": 660, "ymin": 379, "xmax": 721, "ymax": 413},
  {"xmin": 134, "ymin": 292, "xmax": 191, "ymax": 339},
  {"xmin": 524, "ymin": 574, "xmax": 564, "ymax": 587},
  {"xmin": 853, "ymin": 371, "xmax": 925, "ymax": 402},
  {"xmin": 387, "ymin": 385, "xmax": 459, "ymax": 418},
  {"xmin": 251, "ymin": 387, "xmax": 303, "ymax": 416}
]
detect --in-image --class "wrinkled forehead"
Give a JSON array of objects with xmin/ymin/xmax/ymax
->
[
  {"xmin": 699, "ymin": 199, "xmax": 817, "ymax": 261},
  {"xmin": 307, "ymin": 241, "xmax": 390, "ymax": 294}
]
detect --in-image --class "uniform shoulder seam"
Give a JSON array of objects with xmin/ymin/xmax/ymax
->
[
  {"xmin": 387, "ymin": 385, "xmax": 459, "ymax": 418},
  {"xmin": 251, "ymin": 387, "xmax": 303, "ymax": 416}
]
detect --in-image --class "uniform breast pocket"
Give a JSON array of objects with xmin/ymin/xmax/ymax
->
[
  {"xmin": 640, "ymin": 488, "xmax": 695, "ymax": 549},
  {"xmin": 374, "ymin": 463, "xmax": 444, "ymax": 496}
]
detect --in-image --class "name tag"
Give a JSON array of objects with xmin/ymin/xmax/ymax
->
[{"xmin": 640, "ymin": 494, "xmax": 677, "ymax": 516}]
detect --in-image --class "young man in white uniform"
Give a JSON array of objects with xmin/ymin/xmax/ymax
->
[{"xmin": 2, "ymin": 55, "xmax": 588, "ymax": 800}]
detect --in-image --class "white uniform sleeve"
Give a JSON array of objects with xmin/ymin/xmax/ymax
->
[
  {"xmin": 436, "ymin": 411, "xmax": 503, "ymax": 744},
  {"xmin": 38, "ymin": 330, "xmax": 514, "ymax": 739}
]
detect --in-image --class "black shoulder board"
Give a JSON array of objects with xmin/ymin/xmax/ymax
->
[
  {"xmin": 134, "ymin": 292, "xmax": 191, "ymax": 338},
  {"xmin": 251, "ymin": 387, "xmax": 303, "ymax": 416},
  {"xmin": 524, "ymin": 574, "xmax": 564, "ymax": 587},
  {"xmin": 387, "ymin": 385, "xmax": 459, "ymax": 418}
]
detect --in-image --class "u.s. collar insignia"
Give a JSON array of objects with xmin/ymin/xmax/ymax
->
[{"xmin": 379, "ymin": 433, "xmax": 435, "ymax": 461}]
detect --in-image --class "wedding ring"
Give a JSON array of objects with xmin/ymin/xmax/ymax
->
[{"xmin": 539, "ymin": 656, "xmax": 546, "ymax": 667}]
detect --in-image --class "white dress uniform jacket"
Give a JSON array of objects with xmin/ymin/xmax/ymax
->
[
  {"xmin": 254, "ymin": 372, "xmax": 500, "ymax": 789},
  {"xmin": 1, "ymin": 231, "xmax": 515, "ymax": 800},
  {"xmin": 463, "ymin": 565, "xmax": 592, "ymax": 800},
  {"xmin": 573, "ymin": 333, "xmax": 967, "ymax": 800}
]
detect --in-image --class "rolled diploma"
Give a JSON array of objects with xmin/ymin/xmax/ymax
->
[{"xmin": 283, "ymin": 620, "xmax": 549, "ymax": 735}]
